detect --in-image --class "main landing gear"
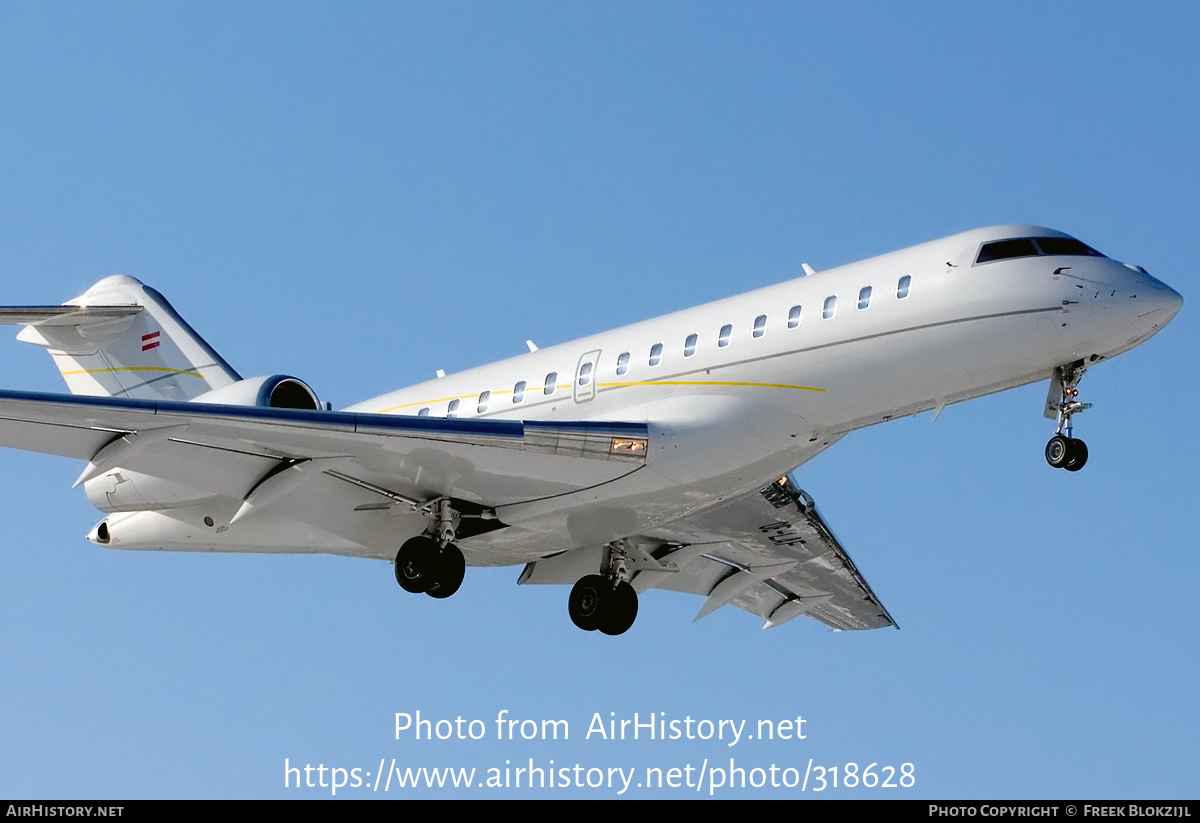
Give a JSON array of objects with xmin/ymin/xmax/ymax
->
[
  {"xmin": 568, "ymin": 541, "xmax": 641, "ymax": 636},
  {"xmin": 569, "ymin": 576, "xmax": 638, "ymax": 636},
  {"xmin": 395, "ymin": 535, "xmax": 466, "ymax": 598},
  {"xmin": 393, "ymin": 498, "xmax": 466, "ymax": 599},
  {"xmin": 1045, "ymin": 362, "xmax": 1092, "ymax": 472}
]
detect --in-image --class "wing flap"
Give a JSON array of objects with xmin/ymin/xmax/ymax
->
[{"xmin": 642, "ymin": 476, "xmax": 896, "ymax": 631}]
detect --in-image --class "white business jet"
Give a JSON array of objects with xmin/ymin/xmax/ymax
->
[{"xmin": 0, "ymin": 226, "xmax": 1181, "ymax": 635}]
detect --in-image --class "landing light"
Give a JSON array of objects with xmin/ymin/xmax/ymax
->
[{"xmin": 611, "ymin": 439, "xmax": 647, "ymax": 453}]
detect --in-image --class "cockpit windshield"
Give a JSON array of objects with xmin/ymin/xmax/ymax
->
[{"xmin": 975, "ymin": 236, "xmax": 1105, "ymax": 265}]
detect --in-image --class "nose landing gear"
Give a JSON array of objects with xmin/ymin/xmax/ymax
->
[
  {"xmin": 1045, "ymin": 362, "xmax": 1092, "ymax": 472},
  {"xmin": 1045, "ymin": 434, "xmax": 1088, "ymax": 472}
]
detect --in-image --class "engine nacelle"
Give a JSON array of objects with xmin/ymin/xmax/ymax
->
[
  {"xmin": 190, "ymin": 375, "xmax": 322, "ymax": 410},
  {"xmin": 84, "ymin": 469, "xmax": 219, "ymax": 513}
]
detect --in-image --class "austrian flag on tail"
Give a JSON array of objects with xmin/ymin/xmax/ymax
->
[{"xmin": 141, "ymin": 331, "xmax": 160, "ymax": 351}]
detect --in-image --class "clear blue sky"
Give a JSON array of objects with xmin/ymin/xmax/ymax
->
[{"xmin": 0, "ymin": 2, "xmax": 1196, "ymax": 798}]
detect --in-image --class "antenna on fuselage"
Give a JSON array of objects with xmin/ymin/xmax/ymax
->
[{"xmin": 801, "ymin": 263, "xmax": 816, "ymax": 276}]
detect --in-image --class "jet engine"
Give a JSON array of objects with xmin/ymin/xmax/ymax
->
[{"xmin": 190, "ymin": 375, "xmax": 323, "ymax": 410}]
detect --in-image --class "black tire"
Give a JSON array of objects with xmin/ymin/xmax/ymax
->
[
  {"xmin": 1045, "ymin": 435, "xmax": 1071, "ymax": 469},
  {"xmin": 1064, "ymin": 438, "xmax": 1088, "ymax": 472},
  {"xmin": 427, "ymin": 543, "xmax": 466, "ymax": 599},
  {"xmin": 394, "ymin": 535, "xmax": 439, "ymax": 593},
  {"xmin": 568, "ymin": 575, "xmax": 608, "ymax": 631},
  {"xmin": 599, "ymin": 580, "xmax": 638, "ymax": 636}
]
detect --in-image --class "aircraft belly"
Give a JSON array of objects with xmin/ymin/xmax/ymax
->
[
  {"xmin": 487, "ymin": 435, "xmax": 834, "ymax": 554},
  {"xmin": 796, "ymin": 307, "xmax": 1076, "ymax": 434}
]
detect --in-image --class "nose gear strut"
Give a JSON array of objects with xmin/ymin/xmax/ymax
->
[{"xmin": 1044, "ymin": 362, "xmax": 1092, "ymax": 472}]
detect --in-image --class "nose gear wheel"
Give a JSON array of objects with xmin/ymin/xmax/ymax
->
[{"xmin": 1045, "ymin": 363, "xmax": 1092, "ymax": 472}]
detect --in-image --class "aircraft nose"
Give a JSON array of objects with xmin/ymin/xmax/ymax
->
[
  {"xmin": 1109, "ymin": 263, "xmax": 1183, "ymax": 349},
  {"xmin": 1157, "ymin": 281, "xmax": 1183, "ymax": 319},
  {"xmin": 1129, "ymin": 265, "xmax": 1183, "ymax": 322}
]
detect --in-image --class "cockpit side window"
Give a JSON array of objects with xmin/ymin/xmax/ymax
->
[
  {"xmin": 1034, "ymin": 237, "xmax": 1105, "ymax": 257},
  {"xmin": 975, "ymin": 238, "xmax": 1038, "ymax": 264}
]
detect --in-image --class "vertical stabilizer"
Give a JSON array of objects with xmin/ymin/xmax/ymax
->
[{"xmin": 1, "ymin": 275, "xmax": 241, "ymax": 400}]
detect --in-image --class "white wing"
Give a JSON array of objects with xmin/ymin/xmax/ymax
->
[
  {"xmin": 521, "ymin": 475, "xmax": 896, "ymax": 631},
  {"xmin": 0, "ymin": 388, "xmax": 649, "ymax": 558}
]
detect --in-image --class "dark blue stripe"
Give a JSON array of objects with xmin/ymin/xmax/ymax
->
[{"xmin": 0, "ymin": 389, "xmax": 648, "ymax": 441}]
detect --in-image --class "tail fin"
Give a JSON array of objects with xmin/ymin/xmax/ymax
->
[{"xmin": 0, "ymin": 275, "xmax": 241, "ymax": 400}]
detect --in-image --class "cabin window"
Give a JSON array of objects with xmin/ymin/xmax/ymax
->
[
  {"xmin": 683, "ymin": 334, "xmax": 698, "ymax": 357},
  {"xmin": 897, "ymin": 275, "xmax": 911, "ymax": 299},
  {"xmin": 718, "ymin": 324, "xmax": 732, "ymax": 348},
  {"xmin": 477, "ymin": 391, "xmax": 490, "ymax": 413},
  {"xmin": 787, "ymin": 305, "xmax": 802, "ymax": 328},
  {"xmin": 543, "ymin": 372, "xmax": 557, "ymax": 396},
  {"xmin": 857, "ymin": 286, "xmax": 872, "ymax": 310},
  {"xmin": 822, "ymin": 296, "xmax": 837, "ymax": 319},
  {"xmin": 752, "ymin": 314, "xmax": 767, "ymax": 338},
  {"xmin": 447, "ymin": 398, "xmax": 460, "ymax": 418},
  {"xmin": 577, "ymin": 363, "xmax": 593, "ymax": 387},
  {"xmin": 513, "ymin": 381, "xmax": 526, "ymax": 403},
  {"xmin": 649, "ymin": 343, "xmax": 663, "ymax": 366},
  {"xmin": 616, "ymin": 352, "xmax": 630, "ymax": 376},
  {"xmin": 417, "ymin": 407, "xmax": 430, "ymax": 417}
]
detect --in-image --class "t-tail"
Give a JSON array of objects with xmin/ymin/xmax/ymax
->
[{"xmin": 0, "ymin": 275, "xmax": 241, "ymax": 401}]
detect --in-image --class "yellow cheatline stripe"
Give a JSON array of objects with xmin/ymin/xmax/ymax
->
[
  {"xmin": 61, "ymin": 366, "xmax": 206, "ymax": 379},
  {"xmin": 598, "ymin": 380, "xmax": 826, "ymax": 392},
  {"xmin": 377, "ymin": 385, "xmax": 574, "ymax": 414},
  {"xmin": 377, "ymin": 394, "xmax": 463, "ymax": 413},
  {"xmin": 374, "ymin": 379, "xmax": 824, "ymax": 414}
]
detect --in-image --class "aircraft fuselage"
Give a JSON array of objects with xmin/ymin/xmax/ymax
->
[{"xmin": 336, "ymin": 225, "xmax": 1179, "ymax": 559}]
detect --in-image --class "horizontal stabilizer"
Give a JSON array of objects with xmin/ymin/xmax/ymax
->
[{"xmin": 0, "ymin": 306, "xmax": 144, "ymax": 326}]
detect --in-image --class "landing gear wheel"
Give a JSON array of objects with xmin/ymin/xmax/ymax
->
[
  {"xmin": 1064, "ymin": 438, "xmax": 1088, "ymax": 472},
  {"xmin": 1045, "ymin": 435, "xmax": 1072, "ymax": 469},
  {"xmin": 598, "ymin": 581, "xmax": 638, "ymax": 636},
  {"xmin": 1046, "ymin": 363, "xmax": 1093, "ymax": 473},
  {"xmin": 568, "ymin": 575, "xmax": 608, "ymax": 632},
  {"xmin": 426, "ymin": 543, "xmax": 466, "ymax": 599},
  {"xmin": 394, "ymin": 535, "xmax": 439, "ymax": 593}
]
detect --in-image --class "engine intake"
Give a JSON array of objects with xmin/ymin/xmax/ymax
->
[{"xmin": 190, "ymin": 375, "xmax": 322, "ymax": 410}]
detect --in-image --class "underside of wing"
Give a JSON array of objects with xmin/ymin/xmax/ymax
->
[
  {"xmin": 647, "ymin": 477, "xmax": 895, "ymax": 630},
  {"xmin": 0, "ymin": 389, "xmax": 649, "ymax": 557},
  {"xmin": 520, "ymin": 475, "xmax": 895, "ymax": 631}
]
